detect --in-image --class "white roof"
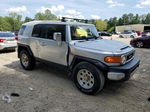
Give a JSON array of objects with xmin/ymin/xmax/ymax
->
[{"xmin": 23, "ymin": 20, "xmax": 93, "ymax": 26}]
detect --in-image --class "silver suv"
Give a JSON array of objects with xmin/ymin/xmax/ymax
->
[{"xmin": 18, "ymin": 20, "xmax": 140, "ymax": 95}]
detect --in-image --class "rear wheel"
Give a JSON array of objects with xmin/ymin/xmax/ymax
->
[
  {"xmin": 136, "ymin": 41, "xmax": 144, "ymax": 48},
  {"xmin": 130, "ymin": 35, "xmax": 134, "ymax": 38},
  {"xmin": 119, "ymin": 35, "xmax": 124, "ymax": 38},
  {"xmin": 73, "ymin": 62, "xmax": 105, "ymax": 95},
  {"xmin": 20, "ymin": 50, "xmax": 35, "ymax": 70}
]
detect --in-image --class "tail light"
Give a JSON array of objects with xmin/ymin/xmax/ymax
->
[
  {"xmin": 15, "ymin": 36, "xmax": 18, "ymax": 40},
  {"xmin": 0, "ymin": 39, "xmax": 6, "ymax": 43}
]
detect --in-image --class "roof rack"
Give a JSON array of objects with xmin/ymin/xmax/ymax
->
[{"xmin": 61, "ymin": 17, "xmax": 88, "ymax": 23}]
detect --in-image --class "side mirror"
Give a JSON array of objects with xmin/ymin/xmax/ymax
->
[{"xmin": 53, "ymin": 32, "xmax": 62, "ymax": 46}]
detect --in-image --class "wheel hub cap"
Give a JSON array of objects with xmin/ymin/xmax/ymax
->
[
  {"xmin": 77, "ymin": 69, "xmax": 94, "ymax": 89},
  {"xmin": 137, "ymin": 42, "xmax": 143, "ymax": 47},
  {"xmin": 21, "ymin": 53, "xmax": 29, "ymax": 67}
]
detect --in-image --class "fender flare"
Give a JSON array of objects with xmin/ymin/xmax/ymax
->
[
  {"xmin": 70, "ymin": 55, "xmax": 108, "ymax": 72},
  {"xmin": 17, "ymin": 43, "xmax": 34, "ymax": 58}
]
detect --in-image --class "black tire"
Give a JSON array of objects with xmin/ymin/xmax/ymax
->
[
  {"xmin": 136, "ymin": 41, "xmax": 144, "ymax": 48},
  {"xmin": 119, "ymin": 35, "xmax": 124, "ymax": 38},
  {"xmin": 130, "ymin": 35, "xmax": 134, "ymax": 38},
  {"xmin": 73, "ymin": 62, "xmax": 105, "ymax": 95},
  {"xmin": 19, "ymin": 50, "xmax": 35, "ymax": 70}
]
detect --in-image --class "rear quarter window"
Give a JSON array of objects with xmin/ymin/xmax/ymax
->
[{"xmin": 19, "ymin": 25, "xmax": 26, "ymax": 35}]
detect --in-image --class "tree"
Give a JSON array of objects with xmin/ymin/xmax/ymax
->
[
  {"xmin": 118, "ymin": 18, "xmax": 123, "ymax": 25},
  {"xmin": 128, "ymin": 13, "xmax": 134, "ymax": 24},
  {"xmin": 132, "ymin": 14, "xmax": 140, "ymax": 24},
  {"xmin": 95, "ymin": 20, "xmax": 107, "ymax": 31},
  {"xmin": 107, "ymin": 17, "xmax": 117, "ymax": 29},
  {"xmin": 35, "ymin": 9, "xmax": 57, "ymax": 20},
  {"xmin": 122, "ymin": 14, "xmax": 129, "ymax": 25},
  {"xmin": 0, "ymin": 17, "xmax": 11, "ymax": 31},
  {"xmin": 107, "ymin": 26, "xmax": 115, "ymax": 33},
  {"xmin": 24, "ymin": 17, "xmax": 33, "ymax": 22},
  {"xmin": 88, "ymin": 19, "xmax": 96, "ymax": 24},
  {"xmin": 5, "ymin": 13, "xmax": 23, "ymax": 31},
  {"xmin": 145, "ymin": 13, "xmax": 150, "ymax": 24},
  {"xmin": 140, "ymin": 14, "xmax": 147, "ymax": 24}
]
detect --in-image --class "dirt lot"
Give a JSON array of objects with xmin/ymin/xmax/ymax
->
[{"xmin": 0, "ymin": 38, "xmax": 150, "ymax": 112}]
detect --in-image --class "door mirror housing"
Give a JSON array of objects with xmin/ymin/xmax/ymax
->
[{"xmin": 53, "ymin": 32, "xmax": 62, "ymax": 46}]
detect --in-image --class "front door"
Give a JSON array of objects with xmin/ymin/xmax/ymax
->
[{"xmin": 32, "ymin": 24, "xmax": 68, "ymax": 66}]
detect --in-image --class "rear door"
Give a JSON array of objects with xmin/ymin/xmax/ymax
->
[{"xmin": 32, "ymin": 24, "xmax": 68, "ymax": 66}]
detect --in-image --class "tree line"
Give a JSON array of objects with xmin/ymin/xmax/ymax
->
[{"xmin": 0, "ymin": 9, "xmax": 150, "ymax": 32}]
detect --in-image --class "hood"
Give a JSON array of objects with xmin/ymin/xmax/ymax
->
[{"xmin": 73, "ymin": 39, "xmax": 130, "ymax": 52}]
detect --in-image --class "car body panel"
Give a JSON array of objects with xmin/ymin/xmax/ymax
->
[
  {"xmin": 98, "ymin": 32, "xmax": 112, "ymax": 40},
  {"xmin": 130, "ymin": 36, "xmax": 150, "ymax": 47},
  {"xmin": 119, "ymin": 32, "xmax": 137, "ymax": 38},
  {"xmin": 18, "ymin": 21, "xmax": 140, "ymax": 81},
  {"xmin": 0, "ymin": 32, "xmax": 17, "ymax": 50},
  {"xmin": 69, "ymin": 40, "xmax": 135, "ymax": 66},
  {"xmin": 36, "ymin": 38, "xmax": 68, "ymax": 65},
  {"xmin": 73, "ymin": 39, "xmax": 129, "ymax": 53}
]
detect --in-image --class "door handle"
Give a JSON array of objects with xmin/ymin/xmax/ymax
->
[{"xmin": 41, "ymin": 42, "xmax": 47, "ymax": 46}]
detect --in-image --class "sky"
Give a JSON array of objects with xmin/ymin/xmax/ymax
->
[{"xmin": 0, "ymin": 0, "xmax": 150, "ymax": 20}]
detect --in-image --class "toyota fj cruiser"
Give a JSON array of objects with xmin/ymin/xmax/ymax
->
[{"xmin": 17, "ymin": 18, "xmax": 140, "ymax": 95}]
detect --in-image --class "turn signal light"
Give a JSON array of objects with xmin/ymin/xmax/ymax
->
[{"xmin": 104, "ymin": 56, "xmax": 122, "ymax": 63}]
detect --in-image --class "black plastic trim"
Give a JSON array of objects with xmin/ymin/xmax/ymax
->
[
  {"xmin": 17, "ymin": 43, "xmax": 34, "ymax": 58},
  {"xmin": 108, "ymin": 57, "xmax": 140, "ymax": 80},
  {"xmin": 35, "ymin": 57, "xmax": 68, "ymax": 71},
  {"xmin": 70, "ymin": 55, "xmax": 108, "ymax": 71}
]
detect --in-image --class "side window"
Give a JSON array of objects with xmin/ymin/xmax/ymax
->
[
  {"xmin": 46, "ymin": 25, "xmax": 66, "ymax": 41},
  {"xmin": 32, "ymin": 24, "xmax": 43, "ymax": 37},
  {"xmin": 32, "ymin": 24, "xmax": 66, "ymax": 41},
  {"xmin": 19, "ymin": 25, "xmax": 26, "ymax": 35}
]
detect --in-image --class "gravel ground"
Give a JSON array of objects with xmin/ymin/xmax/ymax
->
[{"xmin": 0, "ymin": 38, "xmax": 150, "ymax": 112}]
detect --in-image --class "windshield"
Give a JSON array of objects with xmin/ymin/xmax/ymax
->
[
  {"xmin": 70, "ymin": 25, "xmax": 99, "ymax": 40},
  {"xmin": 0, "ymin": 32, "xmax": 15, "ymax": 38}
]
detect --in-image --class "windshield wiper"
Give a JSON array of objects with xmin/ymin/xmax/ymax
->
[{"xmin": 80, "ymin": 36, "xmax": 99, "ymax": 40}]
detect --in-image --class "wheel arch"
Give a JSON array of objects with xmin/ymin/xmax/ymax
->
[
  {"xmin": 70, "ymin": 56, "xmax": 108, "ymax": 76},
  {"xmin": 18, "ymin": 44, "xmax": 34, "ymax": 58}
]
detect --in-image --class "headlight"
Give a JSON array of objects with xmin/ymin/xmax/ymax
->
[
  {"xmin": 104, "ymin": 56, "xmax": 126, "ymax": 64},
  {"xmin": 121, "ymin": 55, "xmax": 126, "ymax": 64}
]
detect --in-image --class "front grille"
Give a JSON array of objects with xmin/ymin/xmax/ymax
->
[{"xmin": 126, "ymin": 52, "xmax": 134, "ymax": 62}]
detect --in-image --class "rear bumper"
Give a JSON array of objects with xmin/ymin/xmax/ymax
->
[
  {"xmin": 107, "ymin": 57, "xmax": 140, "ymax": 81},
  {"xmin": 0, "ymin": 43, "xmax": 17, "ymax": 50}
]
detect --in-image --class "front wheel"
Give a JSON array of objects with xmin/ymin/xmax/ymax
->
[{"xmin": 73, "ymin": 62, "xmax": 105, "ymax": 95}]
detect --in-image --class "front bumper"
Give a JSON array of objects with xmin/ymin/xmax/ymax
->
[
  {"xmin": 130, "ymin": 40, "xmax": 136, "ymax": 47},
  {"xmin": 107, "ymin": 57, "xmax": 140, "ymax": 81}
]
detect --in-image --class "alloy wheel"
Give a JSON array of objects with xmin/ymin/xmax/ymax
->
[
  {"xmin": 21, "ymin": 53, "xmax": 29, "ymax": 67},
  {"xmin": 77, "ymin": 69, "xmax": 94, "ymax": 89},
  {"xmin": 136, "ymin": 41, "xmax": 143, "ymax": 48}
]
